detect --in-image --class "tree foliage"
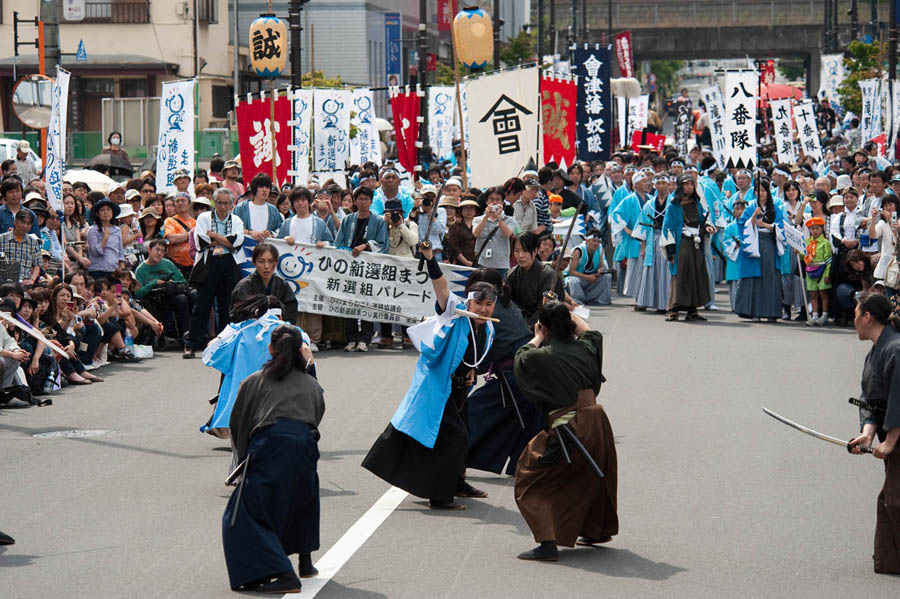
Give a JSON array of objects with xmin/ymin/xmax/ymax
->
[
  {"xmin": 776, "ymin": 60, "xmax": 805, "ymax": 82},
  {"xmin": 837, "ymin": 40, "xmax": 883, "ymax": 115},
  {"xmin": 650, "ymin": 60, "xmax": 683, "ymax": 98},
  {"xmin": 500, "ymin": 30, "xmax": 536, "ymax": 66},
  {"xmin": 301, "ymin": 70, "xmax": 343, "ymax": 88}
]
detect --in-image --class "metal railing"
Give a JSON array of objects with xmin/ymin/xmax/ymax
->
[
  {"xmin": 83, "ymin": 1, "xmax": 151, "ymax": 24},
  {"xmin": 581, "ymin": 0, "xmax": 891, "ymax": 30}
]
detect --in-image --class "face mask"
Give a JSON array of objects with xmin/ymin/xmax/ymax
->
[{"xmin": 110, "ymin": 136, "xmax": 121, "ymax": 146}]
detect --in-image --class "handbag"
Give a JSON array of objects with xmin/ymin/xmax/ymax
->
[{"xmin": 885, "ymin": 258, "xmax": 900, "ymax": 289}]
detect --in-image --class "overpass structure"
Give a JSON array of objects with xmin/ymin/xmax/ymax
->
[{"xmin": 559, "ymin": 0, "xmax": 895, "ymax": 92}]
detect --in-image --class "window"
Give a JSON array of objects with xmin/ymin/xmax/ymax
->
[
  {"xmin": 211, "ymin": 85, "xmax": 232, "ymax": 118},
  {"xmin": 81, "ymin": 1, "xmax": 151, "ymax": 24},
  {"xmin": 197, "ymin": 0, "xmax": 218, "ymax": 24},
  {"xmin": 120, "ymin": 79, "xmax": 148, "ymax": 98}
]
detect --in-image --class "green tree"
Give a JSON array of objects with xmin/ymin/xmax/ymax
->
[
  {"xmin": 650, "ymin": 60, "xmax": 683, "ymax": 98},
  {"xmin": 301, "ymin": 70, "xmax": 343, "ymax": 88},
  {"xmin": 500, "ymin": 30, "xmax": 536, "ymax": 66},
  {"xmin": 837, "ymin": 40, "xmax": 883, "ymax": 115},
  {"xmin": 776, "ymin": 60, "xmax": 805, "ymax": 82}
]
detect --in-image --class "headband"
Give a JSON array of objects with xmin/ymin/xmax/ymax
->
[
  {"xmin": 632, "ymin": 171, "xmax": 648, "ymax": 185},
  {"xmin": 773, "ymin": 168, "xmax": 790, "ymax": 178}
]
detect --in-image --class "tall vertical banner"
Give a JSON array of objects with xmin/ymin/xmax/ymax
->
[
  {"xmin": 389, "ymin": 86, "xmax": 422, "ymax": 176},
  {"xmin": 438, "ymin": 0, "xmax": 453, "ymax": 31},
  {"xmin": 818, "ymin": 53, "xmax": 845, "ymax": 104},
  {"xmin": 616, "ymin": 96, "xmax": 627, "ymax": 149},
  {"xmin": 700, "ymin": 85, "xmax": 728, "ymax": 169},
  {"xmin": 466, "ymin": 68, "xmax": 539, "ymax": 187},
  {"xmin": 155, "ymin": 79, "xmax": 195, "ymax": 192},
  {"xmin": 627, "ymin": 94, "xmax": 649, "ymax": 143},
  {"xmin": 385, "ymin": 13, "xmax": 401, "ymax": 86},
  {"xmin": 540, "ymin": 73, "xmax": 577, "ymax": 167},
  {"xmin": 770, "ymin": 98, "xmax": 796, "ymax": 164},
  {"xmin": 350, "ymin": 88, "xmax": 380, "ymax": 165},
  {"xmin": 723, "ymin": 71, "xmax": 758, "ymax": 169},
  {"xmin": 613, "ymin": 31, "xmax": 634, "ymax": 78},
  {"xmin": 674, "ymin": 104, "xmax": 692, "ymax": 158},
  {"xmin": 573, "ymin": 45, "xmax": 612, "ymax": 161},
  {"xmin": 428, "ymin": 86, "xmax": 455, "ymax": 160},
  {"xmin": 313, "ymin": 89, "xmax": 351, "ymax": 173},
  {"xmin": 891, "ymin": 80, "xmax": 900, "ymax": 157},
  {"xmin": 290, "ymin": 88, "xmax": 313, "ymax": 185},
  {"xmin": 45, "ymin": 67, "xmax": 70, "ymax": 211},
  {"xmin": 859, "ymin": 79, "xmax": 882, "ymax": 143},
  {"xmin": 235, "ymin": 92, "xmax": 291, "ymax": 187},
  {"xmin": 794, "ymin": 99, "xmax": 823, "ymax": 163}
]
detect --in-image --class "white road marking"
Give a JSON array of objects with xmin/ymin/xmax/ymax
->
[{"xmin": 283, "ymin": 486, "xmax": 408, "ymax": 598}]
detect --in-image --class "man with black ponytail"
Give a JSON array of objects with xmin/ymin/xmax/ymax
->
[
  {"xmin": 848, "ymin": 292, "xmax": 900, "ymax": 574},
  {"xmin": 222, "ymin": 324, "xmax": 325, "ymax": 593},
  {"xmin": 513, "ymin": 302, "xmax": 617, "ymax": 562}
]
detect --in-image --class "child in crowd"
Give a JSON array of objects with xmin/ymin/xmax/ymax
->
[{"xmin": 804, "ymin": 217, "xmax": 833, "ymax": 326}]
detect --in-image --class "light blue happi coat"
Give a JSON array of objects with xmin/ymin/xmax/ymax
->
[
  {"xmin": 390, "ymin": 296, "xmax": 494, "ymax": 449},
  {"xmin": 610, "ymin": 191, "xmax": 643, "ymax": 262},
  {"xmin": 200, "ymin": 309, "xmax": 309, "ymax": 431}
]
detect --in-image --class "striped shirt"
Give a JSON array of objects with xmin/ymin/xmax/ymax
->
[
  {"xmin": 0, "ymin": 231, "xmax": 41, "ymax": 280},
  {"xmin": 533, "ymin": 190, "xmax": 552, "ymax": 231}
]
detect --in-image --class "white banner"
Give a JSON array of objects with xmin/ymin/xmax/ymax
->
[
  {"xmin": 428, "ymin": 86, "xmax": 455, "ymax": 160},
  {"xmin": 859, "ymin": 78, "xmax": 882, "ymax": 144},
  {"xmin": 700, "ymin": 85, "xmax": 728, "ymax": 170},
  {"xmin": 238, "ymin": 240, "xmax": 474, "ymax": 324},
  {"xmin": 770, "ymin": 98, "xmax": 796, "ymax": 164},
  {"xmin": 291, "ymin": 88, "xmax": 312, "ymax": 186},
  {"xmin": 466, "ymin": 69, "xmax": 540, "ymax": 187},
  {"xmin": 626, "ymin": 94, "xmax": 649, "ymax": 143},
  {"xmin": 818, "ymin": 53, "xmax": 845, "ymax": 105},
  {"xmin": 313, "ymin": 89, "xmax": 351, "ymax": 172},
  {"xmin": 783, "ymin": 220, "xmax": 808, "ymax": 254},
  {"xmin": 616, "ymin": 96, "xmax": 627, "ymax": 149},
  {"xmin": 891, "ymin": 81, "xmax": 900, "ymax": 155},
  {"xmin": 455, "ymin": 85, "xmax": 470, "ymax": 155},
  {"xmin": 794, "ymin": 100, "xmax": 822, "ymax": 163},
  {"xmin": 45, "ymin": 67, "xmax": 70, "ymax": 211},
  {"xmin": 350, "ymin": 88, "xmax": 380, "ymax": 165},
  {"xmin": 155, "ymin": 79, "xmax": 195, "ymax": 192},
  {"xmin": 723, "ymin": 71, "xmax": 758, "ymax": 169}
]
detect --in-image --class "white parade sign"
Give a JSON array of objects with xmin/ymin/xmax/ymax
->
[
  {"xmin": 700, "ymin": 85, "xmax": 728, "ymax": 170},
  {"xmin": 155, "ymin": 79, "xmax": 196, "ymax": 192},
  {"xmin": 723, "ymin": 71, "xmax": 758, "ymax": 169},
  {"xmin": 794, "ymin": 99, "xmax": 822, "ymax": 163},
  {"xmin": 770, "ymin": 98, "xmax": 796, "ymax": 164}
]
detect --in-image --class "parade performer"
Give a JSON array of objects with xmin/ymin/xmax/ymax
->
[
  {"xmin": 633, "ymin": 174, "xmax": 672, "ymax": 312},
  {"xmin": 662, "ymin": 175, "xmax": 714, "ymax": 321},
  {"xmin": 465, "ymin": 269, "xmax": 544, "ymax": 476},
  {"xmin": 733, "ymin": 179, "xmax": 785, "ymax": 322},
  {"xmin": 848, "ymin": 292, "xmax": 900, "ymax": 574},
  {"xmin": 514, "ymin": 302, "xmax": 617, "ymax": 561},
  {"xmin": 362, "ymin": 244, "xmax": 496, "ymax": 509},
  {"xmin": 610, "ymin": 171, "xmax": 650, "ymax": 297},
  {"xmin": 222, "ymin": 325, "xmax": 325, "ymax": 593}
]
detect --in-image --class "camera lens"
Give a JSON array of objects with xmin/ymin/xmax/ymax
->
[
  {"xmin": 423, "ymin": 197, "xmax": 433, "ymax": 207},
  {"xmin": 391, "ymin": 211, "xmax": 401, "ymax": 223}
]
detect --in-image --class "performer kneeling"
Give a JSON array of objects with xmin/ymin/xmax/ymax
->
[
  {"xmin": 514, "ymin": 302, "xmax": 618, "ymax": 561},
  {"xmin": 363, "ymin": 244, "xmax": 496, "ymax": 510},
  {"xmin": 222, "ymin": 325, "xmax": 325, "ymax": 593}
]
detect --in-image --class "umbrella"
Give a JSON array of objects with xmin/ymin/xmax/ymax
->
[
  {"xmin": 63, "ymin": 169, "xmax": 117, "ymax": 193},
  {"xmin": 86, "ymin": 152, "xmax": 134, "ymax": 177},
  {"xmin": 375, "ymin": 117, "xmax": 393, "ymax": 131}
]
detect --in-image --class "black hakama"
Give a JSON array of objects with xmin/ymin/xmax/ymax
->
[{"xmin": 222, "ymin": 419, "xmax": 320, "ymax": 590}]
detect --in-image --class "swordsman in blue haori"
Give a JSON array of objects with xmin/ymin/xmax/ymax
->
[{"xmin": 363, "ymin": 244, "xmax": 496, "ymax": 510}]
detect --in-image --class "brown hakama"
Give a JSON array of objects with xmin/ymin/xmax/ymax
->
[
  {"xmin": 514, "ymin": 390, "xmax": 618, "ymax": 547},
  {"xmin": 874, "ymin": 453, "xmax": 900, "ymax": 573}
]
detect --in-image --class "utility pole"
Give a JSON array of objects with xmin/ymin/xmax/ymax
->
[
  {"xmin": 537, "ymin": 0, "xmax": 544, "ymax": 65},
  {"xmin": 493, "ymin": 0, "xmax": 501, "ymax": 69},
  {"xmin": 289, "ymin": 0, "xmax": 305, "ymax": 88},
  {"xmin": 832, "ymin": 0, "xmax": 838, "ymax": 50},
  {"xmin": 418, "ymin": 0, "xmax": 428, "ymax": 84},
  {"xmin": 824, "ymin": 0, "xmax": 832, "ymax": 53},
  {"xmin": 569, "ymin": 0, "xmax": 577, "ymax": 49},
  {"xmin": 871, "ymin": 0, "xmax": 879, "ymax": 40},
  {"xmin": 39, "ymin": 0, "xmax": 60, "ymax": 73},
  {"xmin": 581, "ymin": 0, "xmax": 587, "ymax": 43},
  {"xmin": 850, "ymin": 0, "xmax": 859, "ymax": 41},
  {"xmin": 233, "ymin": 0, "xmax": 240, "ymax": 94},
  {"xmin": 607, "ymin": 0, "xmax": 612, "ymax": 45},
  {"xmin": 548, "ymin": 0, "xmax": 555, "ymax": 63},
  {"xmin": 890, "ymin": 0, "xmax": 898, "ymax": 81}
]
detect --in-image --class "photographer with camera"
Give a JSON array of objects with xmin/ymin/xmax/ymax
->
[
  {"xmin": 473, "ymin": 187, "xmax": 518, "ymax": 275},
  {"xmin": 371, "ymin": 166, "xmax": 414, "ymax": 218},
  {"xmin": 378, "ymin": 199, "xmax": 420, "ymax": 349},
  {"xmin": 416, "ymin": 189, "xmax": 446, "ymax": 262},
  {"xmin": 134, "ymin": 238, "xmax": 193, "ymax": 355}
]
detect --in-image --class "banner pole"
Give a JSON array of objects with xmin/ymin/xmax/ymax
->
[
  {"xmin": 452, "ymin": 45, "xmax": 468, "ymax": 191},
  {"xmin": 269, "ymin": 81, "xmax": 278, "ymax": 185}
]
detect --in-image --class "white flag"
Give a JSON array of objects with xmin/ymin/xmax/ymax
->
[
  {"xmin": 45, "ymin": 67, "xmax": 70, "ymax": 210},
  {"xmin": 428, "ymin": 86, "xmax": 455, "ymax": 160},
  {"xmin": 313, "ymin": 89, "xmax": 351, "ymax": 172},
  {"xmin": 627, "ymin": 94, "xmax": 649, "ymax": 142},
  {"xmin": 723, "ymin": 71, "xmax": 757, "ymax": 169},
  {"xmin": 859, "ymin": 79, "xmax": 882, "ymax": 144},
  {"xmin": 616, "ymin": 96, "xmax": 627, "ymax": 149},
  {"xmin": 350, "ymin": 88, "xmax": 380, "ymax": 165},
  {"xmin": 466, "ymin": 69, "xmax": 539, "ymax": 187},
  {"xmin": 700, "ymin": 85, "xmax": 728, "ymax": 170},
  {"xmin": 818, "ymin": 54, "xmax": 845, "ymax": 105},
  {"xmin": 891, "ymin": 81, "xmax": 900, "ymax": 155},
  {"xmin": 155, "ymin": 79, "xmax": 195, "ymax": 193},
  {"xmin": 794, "ymin": 99, "xmax": 822, "ymax": 163},
  {"xmin": 291, "ymin": 89, "xmax": 312, "ymax": 186},
  {"xmin": 770, "ymin": 98, "xmax": 796, "ymax": 164}
]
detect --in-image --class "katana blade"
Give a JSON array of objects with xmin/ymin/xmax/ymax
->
[{"xmin": 762, "ymin": 407, "xmax": 873, "ymax": 454}]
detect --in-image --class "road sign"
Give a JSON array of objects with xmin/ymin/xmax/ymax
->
[{"xmin": 76, "ymin": 40, "xmax": 87, "ymax": 62}]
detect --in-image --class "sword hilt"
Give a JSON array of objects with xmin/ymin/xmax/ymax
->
[{"xmin": 846, "ymin": 440, "xmax": 875, "ymax": 454}]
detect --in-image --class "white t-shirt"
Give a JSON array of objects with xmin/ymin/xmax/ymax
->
[
  {"xmin": 874, "ymin": 219, "xmax": 896, "ymax": 279},
  {"xmin": 289, "ymin": 215, "xmax": 315, "ymax": 244},
  {"xmin": 249, "ymin": 202, "xmax": 269, "ymax": 232}
]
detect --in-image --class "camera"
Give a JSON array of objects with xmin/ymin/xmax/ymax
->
[
  {"xmin": 384, "ymin": 200, "xmax": 403, "ymax": 225},
  {"xmin": 390, "ymin": 210, "xmax": 402, "ymax": 224},
  {"xmin": 422, "ymin": 196, "xmax": 433, "ymax": 208}
]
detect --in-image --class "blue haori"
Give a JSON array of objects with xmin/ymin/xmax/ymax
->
[
  {"xmin": 201, "ymin": 309, "xmax": 309, "ymax": 432},
  {"xmin": 390, "ymin": 296, "xmax": 494, "ymax": 449}
]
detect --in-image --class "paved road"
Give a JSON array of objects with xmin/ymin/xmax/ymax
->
[{"xmin": 2, "ymin": 287, "xmax": 897, "ymax": 598}]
